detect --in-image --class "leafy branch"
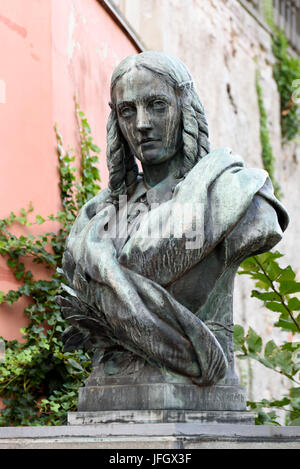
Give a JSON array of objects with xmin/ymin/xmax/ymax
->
[
  {"xmin": 235, "ymin": 251, "xmax": 300, "ymax": 425},
  {"xmin": 253, "ymin": 256, "xmax": 300, "ymax": 334}
]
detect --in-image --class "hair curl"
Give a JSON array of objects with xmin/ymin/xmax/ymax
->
[{"xmin": 107, "ymin": 51, "xmax": 210, "ymax": 203}]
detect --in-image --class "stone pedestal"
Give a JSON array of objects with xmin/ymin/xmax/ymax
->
[
  {"xmin": 73, "ymin": 360, "xmax": 253, "ymax": 425},
  {"xmin": 77, "ymin": 383, "xmax": 247, "ymax": 412},
  {"xmin": 68, "ymin": 409, "xmax": 254, "ymax": 425}
]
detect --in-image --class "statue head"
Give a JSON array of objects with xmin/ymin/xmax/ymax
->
[{"xmin": 107, "ymin": 51, "xmax": 210, "ymax": 202}]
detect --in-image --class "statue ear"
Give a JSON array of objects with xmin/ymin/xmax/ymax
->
[{"xmin": 109, "ymin": 102, "xmax": 115, "ymax": 110}]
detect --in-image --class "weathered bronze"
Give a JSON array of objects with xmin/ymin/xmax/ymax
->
[{"xmin": 58, "ymin": 51, "xmax": 288, "ymax": 414}]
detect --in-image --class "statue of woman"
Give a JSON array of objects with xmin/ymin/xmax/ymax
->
[{"xmin": 59, "ymin": 51, "xmax": 288, "ymax": 395}]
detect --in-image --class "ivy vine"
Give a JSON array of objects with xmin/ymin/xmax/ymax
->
[
  {"xmin": 0, "ymin": 104, "xmax": 100, "ymax": 426},
  {"xmin": 255, "ymin": 2, "xmax": 300, "ymax": 202},
  {"xmin": 256, "ymin": 68, "xmax": 282, "ymax": 199},
  {"xmin": 262, "ymin": 0, "xmax": 300, "ymax": 143},
  {"xmin": 272, "ymin": 30, "xmax": 300, "ymax": 143}
]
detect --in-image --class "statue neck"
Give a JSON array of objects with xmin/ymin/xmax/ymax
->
[{"xmin": 142, "ymin": 152, "xmax": 182, "ymax": 188}]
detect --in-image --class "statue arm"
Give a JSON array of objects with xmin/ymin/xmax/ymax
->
[
  {"xmin": 223, "ymin": 189, "xmax": 286, "ymax": 266},
  {"xmin": 62, "ymin": 188, "xmax": 110, "ymax": 284}
]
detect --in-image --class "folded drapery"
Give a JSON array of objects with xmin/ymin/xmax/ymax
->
[{"xmin": 60, "ymin": 148, "xmax": 289, "ymax": 385}]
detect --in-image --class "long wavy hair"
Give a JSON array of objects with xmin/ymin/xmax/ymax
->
[{"xmin": 107, "ymin": 51, "xmax": 210, "ymax": 203}]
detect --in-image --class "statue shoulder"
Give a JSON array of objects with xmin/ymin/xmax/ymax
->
[
  {"xmin": 69, "ymin": 187, "xmax": 110, "ymax": 237},
  {"xmin": 224, "ymin": 186, "xmax": 288, "ymax": 264}
]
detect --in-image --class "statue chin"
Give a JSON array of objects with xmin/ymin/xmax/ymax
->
[{"xmin": 137, "ymin": 146, "xmax": 180, "ymax": 167}]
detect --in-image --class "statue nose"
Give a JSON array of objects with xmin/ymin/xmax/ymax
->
[{"xmin": 136, "ymin": 107, "xmax": 152, "ymax": 131}]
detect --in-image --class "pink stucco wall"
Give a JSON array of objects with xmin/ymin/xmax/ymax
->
[{"xmin": 0, "ymin": 0, "xmax": 138, "ymax": 341}]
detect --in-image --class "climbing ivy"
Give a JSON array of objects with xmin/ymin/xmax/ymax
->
[
  {"xmin": 236, "ymin": 252, "xmax": 300, "ymax": 426},
  {"xmin": 272, "ymin": 31, "xmax": 300, "ymax": 143},
  {"xmin": 261, "ymin": 0, "xmax": 275, "ymax": 30},
  {"xmin": 0, "ymin": 104, "xmax": 100, "ymax": 426},
  {"xmin": 261, "ymin": 0, "xmax": 300, "ymax": 143},
  {"xmin": 254, "ymin": 2, "xmax": 300, "ymax": 203},
  {"xmin": 256, "ymin": 69, "xmax": 282, "ymax": 199}
]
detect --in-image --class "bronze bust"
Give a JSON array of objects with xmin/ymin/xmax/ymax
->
[{"xmin": 58, "ymin": 51, "xmax": 288, "ymax": 415}]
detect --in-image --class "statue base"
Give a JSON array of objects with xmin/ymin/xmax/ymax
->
[
  {"xmin": 76, "ymin": 382, "xmax": 248, "ymax": 413},
  {"xmin": 68, "ymin": 409, "xmax": 254, "ymax": 425},
  {"xmin": 74, "ymin": 358, "xmax": 250, "ymax": 423}
]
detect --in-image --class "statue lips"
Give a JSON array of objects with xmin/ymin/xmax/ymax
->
[{"xmin": 140, "ymin": 138, "xmax": 161, "ymax": 149}]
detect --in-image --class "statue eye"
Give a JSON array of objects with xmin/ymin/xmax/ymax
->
[
  {"xmin": 119, "ymin": 105, "xmax": 135, "ymax": 118},
  {"xmin": 151, "ymin": 100, "xmax": 168, "ymax": 110}
]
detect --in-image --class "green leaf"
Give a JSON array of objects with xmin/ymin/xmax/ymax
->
[
  {"xmin": 264, "ymin": 340, "xmax": 277, "ymax": 358},
  {"xmin": 239, "ymin": 257, "xmax": 259, "ymax": 273},
  {"xmin": 279, "ymin": 282, "xmax": 300, "ymax": 295},
  {"xmin": 282, "ymin": 342, "xmax": 300, "ymax": 352},
  {"xmin": 258, "ymin": 251, "xmax": 283, "ymax": 262},
  {"xmin": 246, "ymin": 328, "xmax": 263, "ymax": 354},
  {"xmin": 36, "ymin": 214, "xmax": 46, "ymax": 225},
  {"xmin": 251, "ymin": 290, "xmax": 281, "ymax": 302},
  {"xmin": 274, "ymin": 319, "xmax": 300, "ymax": 333},
  {"xmin": 257, "ymin": 356, "xmax": 277, "ymax": 370},
  {"xmin": 90, "ymin": 143, "xmax": 101, "ymax": 153},
  {"xmin": 265, "ymin": 261, "xmax": 282, "ymax": 281},
  {"xmin": 265, "ymin": 301, "xmax": 288, "ymax": 314},
  {"xmin": 233, "ymin": 325, "xmax": 247, "ymax": 353},
  {"xmin": 0, "ymin": 291, "xmax": 5, "ymax": 304},
  {"xmin": 277, "ymin": 266, "xmax": 296, "ymax": 282},
  {"xmin": 233, "ymin": 324, "xmax": 245, "ymax": 341},
  {"xmin": 67, "ymin": 358, "xmax": 84, "ymax": 372},
  {"xmin": 81, "ymin": 119, "xmax": 91, "ymax": 133},
  {"xmin": 288, "ymin": 297, "xmax": 300, "ymax": 311},
  {"xmin": 16, "ymin": 216, "xmax": 27, "ymax": 225},
  {"xmin": 269, "ymin": 397, "xmax": 290, "ymax": 407},
  {"xmin": 275, "ymin": 350, "xmax": 293, "ymax": 375},
  {"xmin": 251, "ymin": 273, "xmax": 272, "ymax": 289}
]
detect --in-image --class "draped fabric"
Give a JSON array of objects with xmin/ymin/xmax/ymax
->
[{"xmin": 62, "ymin": 148, "xmax": 289, "ymax": 385}]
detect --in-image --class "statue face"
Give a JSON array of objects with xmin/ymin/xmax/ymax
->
[{"xmin": 112, "ymin": 67, "xmax": 182, "ymax": 166}]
